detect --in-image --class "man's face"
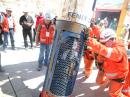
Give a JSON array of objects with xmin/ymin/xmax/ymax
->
[
  {"xmin": 101, "ymin": 39, "xmax": 115, "ymax": 47},
  {"xmin": 39, "ymin": 12, "xmax": 43, "ymax": 16},
  {"xmin": 23, "ymin": 12, "xmax": 28, "ymax": 16},
  {"xmin": 6, "ymin": 10, "xmax": 12, "ymax": 15},
  {"xmin": 44, "ymin": 19, "xmax": 51, "ymax": 25}
]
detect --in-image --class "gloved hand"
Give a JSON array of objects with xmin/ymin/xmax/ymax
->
[
  {"xmin": 83, "ymin": 28, "xmax": 90, "ymax": 51},
  {"xmin": 86, "ymin": 37, "xmax": 101, "ymax": 53}
]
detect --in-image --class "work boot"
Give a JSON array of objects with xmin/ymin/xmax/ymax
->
[
  {"xmin": 37, "ymin": 65, "xmax": 42, "ymax": 71},
  {"xmin": 37, "ymin": 67, "xmax": 42, "ymax": 71},
  {"xmin": 12, "ymin": 46, "xmax": 15, "ymax": 50}
]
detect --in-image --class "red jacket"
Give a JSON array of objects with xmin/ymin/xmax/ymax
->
[
  {"xmin": 39, "ymin": 23, "xmax": 55, "ymax": 45},
  {"xmin": 35, "ymin": 16, "xmax": 44, "ymax": 30},
  {"xmin": 1, "ymin": 15, "xmax": 9, "ymax": 32}
]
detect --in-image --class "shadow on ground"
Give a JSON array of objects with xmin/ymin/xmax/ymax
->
[
  {"xmin": 0, "ymin": 61, "xmax": 109, "ymax": 97},
  {"xmin": 0, "ymin": 61, "xmax": 46, "ymax": 97},
  {"xmin": 72, "ymin": 71, "xmax": 109, "ymax": 97}
]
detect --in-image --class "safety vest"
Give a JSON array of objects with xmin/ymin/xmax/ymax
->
[
  {"xmin": 1, "ymin": 15, "xmax": 9, "ymax": 32},
  {"xmin": 39, "ymin": 24, "xmax": 55, "ymax": 45}
]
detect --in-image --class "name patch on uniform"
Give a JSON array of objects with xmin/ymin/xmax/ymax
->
[{"xmin": 46, "ymin": 32, "xmax": 50, "ymax": 37}]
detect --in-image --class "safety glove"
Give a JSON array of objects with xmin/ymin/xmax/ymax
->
[{"xmin": 82, "ymin": 28, "xmax": 90, "ymax": 56}]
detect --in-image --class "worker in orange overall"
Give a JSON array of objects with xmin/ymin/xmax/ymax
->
[
  {"xmin": 83, "ymin": 22, "xmax": 101, "ymax": 78},
  {"xmin": 87, "ymin": 28, "xmax": 129, "ymax": 97},
  {"xmin": 122, "ymin": 54, "xmax": 130, "ymax": 96}
]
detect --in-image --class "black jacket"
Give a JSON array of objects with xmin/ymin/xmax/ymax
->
[{"xmin": 19, "ymin": 15, "xmax": 34, "ymax": 29}]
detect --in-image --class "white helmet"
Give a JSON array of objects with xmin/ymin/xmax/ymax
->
[
  {"xmin": 44, "ymin": 13, "xmax": 52, "ymax": 20},
  {"xmin": 6, "ymin": 7, "xmax": 12, "ymax": 12},
  {"xmin": 100, "ymin": 20, "xmax": 104, "ymax": 24},
  {"xmin": 23, "ymin": 9, "xmax": 30, "ymax": 13},
  {"xmin": 99, "ymin": 28, "xmax": 116, "ymax": 43}
]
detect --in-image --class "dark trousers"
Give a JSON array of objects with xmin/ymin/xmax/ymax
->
[
  {"xmin": 3, "ymin": 32, "xmax": 8, "ymax": 49},
  {"xmin": 22, "ymin": 29, "xmax": 33, "ymax": 48},
  {"xmin": 33, "ymin": 28, "xmax": 36, "ymax": 42},
  {"xmin": 9, "ymin": 28, "xmax": 15, "ymax": 47}
]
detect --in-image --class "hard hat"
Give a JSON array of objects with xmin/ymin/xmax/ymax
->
[
  {"xmin": 44, "ymin": 13, "xmax": 52, "ymax": 20},
  {"xmin": 99, "ymin": 28, "xmax": 116, "ymax": 43},
  {"xmin": 100, "ymin": 20, "xmax": 104, "ymax": 24},
  {"xmin": 97, "ymin": 18, "xmax": 100, "ymax": 20},
  {"xmin": 6, "ymin": 8, "xmax": 12, "ymax": 12},
  {"xmin": 114, "ymin": 18, "xmax": 117, "ymax": 21},
  {"xmin": 23, "ymin": 9, "xmax": 29, "ymax": 13}
]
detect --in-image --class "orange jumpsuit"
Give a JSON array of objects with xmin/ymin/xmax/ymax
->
[
  {"xmin": 83, "ymin": 26, "xmax": 100, "ymax": 78},
  {"xmin": 88, "ymin": 38, "xmax": 129, "ymax": 97},
  {"xmin": 83, "ymin": 49, "xmax": 94, "ymax": 78},
  {"xmin": 122, "ymin": 58, "xmax": 130, "ymax": 97}
]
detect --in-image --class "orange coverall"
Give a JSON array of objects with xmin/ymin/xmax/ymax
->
[
  {"xmin": 83, "ymin": 26, "xmax": 101, "ymax": 78},
  {"xmin": 88, "ymin": 38, "xmax": 129, "ymax": 97},
  {"xmin": 83, "ymin": 49, "xmax": 94, "ymax": 78},
  {"xmin": 122, "ymin": 58, "xmax": 130, "ymax": 96}
]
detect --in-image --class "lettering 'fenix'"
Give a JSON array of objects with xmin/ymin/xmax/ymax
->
[{"xmin": 68, "ymin": 12, "xmax": 88, "ymax": 21}]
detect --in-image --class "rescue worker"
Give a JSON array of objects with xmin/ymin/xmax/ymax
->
[
  {"xmin": 83, "ymin": 27, "xmax": 94, "ymax": 78},
  {"xmin": 6, "ymin": 8, "xmax": 16, "ymax": 50},
  {"xmin": 122, "ymin": 59, "xmax": 130, "ymax": 97},
  {"xmin": 0, "ymin": 8, "xmax": 9, "ymax": 51},
  {"xmin": 83, "ymin": 22, "xmax": 101, "ymax": 78},
  {"xmin": 87, "ymin": 28, "xmax": 129, "ymax": 97},
  {"xmin": 123, "ymin": 50, "xmax": 130, "ymax": 96},
  {"xmin": 36, "ymin": 13, "xmax": 55, "ymax": 71},
  {"xmin": 89, "ymin": 22, "xmax": 101, "ymax": 40}
]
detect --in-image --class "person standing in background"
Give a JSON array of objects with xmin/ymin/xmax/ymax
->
[
  {"xmin": 109, "ymin": 18, "xmax": 118, "ymax": 31},
  {"xmin": 0, "ymin": 8, "xmax": 5, "ymax": 46},
  {"xmin": 36, "ymin": 13, "xmax": 55, "ymax": 71},
  {"xmin": 6, "ymin": 8, "xmax": 16, "ymax": 50},
  {"xmin": 19, "ymin": 9, "xmax": 34, "ymax": 49},
  {"xmin": 33, "ymin": 12, "xmax": 44, "ymax": 42},
  {"xmin": 52, "ymin": 16, "xmax": 57, "ymax": 25},
  {"xmin": 0, "ymin": 8, "xmax": 9, "ymax": 51}
]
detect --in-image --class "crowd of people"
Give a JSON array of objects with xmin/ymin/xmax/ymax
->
[
  {"xmin": 0, "ymin": 8, "xmax": 16, "ymax": 50},
  {"xmin": 95, "ymin": 17, "xmax": 118, "ymax": 31},
  {"xmin": 0, "ymin": 7, "xmax": 57, "ymax": 71},
  {"xmin": 0, "ymin": 8, "xmax": 57, "ymax": 50}
]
